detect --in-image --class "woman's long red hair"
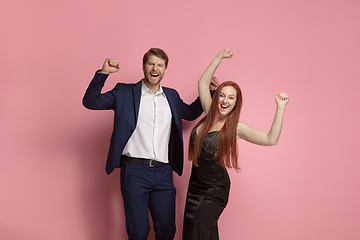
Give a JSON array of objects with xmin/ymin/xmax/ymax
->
[{"xmin": 188, "ymin": 81, "xmax": 243, "ymax": 171}]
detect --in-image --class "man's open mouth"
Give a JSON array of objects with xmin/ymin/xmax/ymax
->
[{"xmin": 150, "ymin": 73, "xmax": 159, "ymax": 78}]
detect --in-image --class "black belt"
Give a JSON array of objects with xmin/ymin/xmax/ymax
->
[{"xmin": 121, "ymin": 155, "xmax": 168, "ymax": 168}]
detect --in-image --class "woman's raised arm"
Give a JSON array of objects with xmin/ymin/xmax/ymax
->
[
  {"xmin": 237, "ymin": 92, "xmax": 289, "ymax": 145},
  {"xmin": 198, "ymin": 49, "xmax": 233, "ymax": 114}
]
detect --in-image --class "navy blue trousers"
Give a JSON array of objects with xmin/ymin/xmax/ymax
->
[{"xmin": 120, "ymin": 160, "xmax": 176, "ymax": 240}]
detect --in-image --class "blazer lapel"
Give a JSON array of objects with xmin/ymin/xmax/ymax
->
[
  {"xmin": 163, "ymin": 88, "xmax": 179, "ymax": 128},
  {"xmin": 133, "ymin": 80, "xmax": 143, "ymax": 122}
]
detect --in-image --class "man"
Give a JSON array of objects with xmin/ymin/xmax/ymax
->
[{"xmin": 83, "ymin": 48, "xmax": 207, "ymax": 240}]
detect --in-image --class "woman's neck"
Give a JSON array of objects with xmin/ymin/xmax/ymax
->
[{"xmin": 209, "ymin": 116, "xmax": 227, "ymax": 132}]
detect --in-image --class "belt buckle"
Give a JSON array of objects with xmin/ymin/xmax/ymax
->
[{"xmin": 149, "ymin": 159, "xmax": 154, "ymax": 167}]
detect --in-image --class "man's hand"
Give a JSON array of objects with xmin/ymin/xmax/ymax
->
[
  {"xmin": 99, "ymin": 58, "xmax": 121, "ymax": 74},
  {"xmin": 210, "ymin": 76, "xmax": 219, "ymax": 91}
]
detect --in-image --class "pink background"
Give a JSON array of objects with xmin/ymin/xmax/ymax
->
[{"xmin": 1, "ymin": 0, "xmax": 360, "ymax": 239}]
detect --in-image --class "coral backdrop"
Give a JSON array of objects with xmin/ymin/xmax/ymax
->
[{"xmin": 1, "ymin": 0, "xmax": 360, "ymax": 239}]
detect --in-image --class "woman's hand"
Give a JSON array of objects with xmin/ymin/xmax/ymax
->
[
  {"xmin": 275, "ymin": 92, "xmax": 289, "ymax": 107},
  {"xmin": 219, "ymin": 48, "xmax": 233, "ymax": 59}
]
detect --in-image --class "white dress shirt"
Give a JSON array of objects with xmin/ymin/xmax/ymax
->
[{"xmin": 122, "ymin": 80, "xmax": 172, "ymax": 163}]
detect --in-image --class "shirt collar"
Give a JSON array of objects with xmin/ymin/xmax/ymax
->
[{"xmin": 141, "ymin": 79, "xmax": 165, "ymax": 97}]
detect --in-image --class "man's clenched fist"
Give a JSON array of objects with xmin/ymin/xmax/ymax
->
[{"xmin": 99, "ymin": 58, "xmax": 121, "ymax": 74}]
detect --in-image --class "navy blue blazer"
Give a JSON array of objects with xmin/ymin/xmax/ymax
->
[{"xmin": 83, "ymin": 71, "xmax": 203, "ymax": 175}]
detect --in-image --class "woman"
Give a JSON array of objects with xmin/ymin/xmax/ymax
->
[{"xmin": 183, "ymin": 49, "xmax": 289, "ymax": 240}]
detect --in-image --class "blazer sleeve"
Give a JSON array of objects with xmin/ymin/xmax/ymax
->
[
  {"xmin": 82, "ymin": 71, "xmax": 116, "ymax": 110},
  {"xmin": 181, "ymin": 96, "xmax": 203, "ymax": 121},
  {"xmin": 181, "ymin": 90, "xmax": 215, "ymax": 121}
]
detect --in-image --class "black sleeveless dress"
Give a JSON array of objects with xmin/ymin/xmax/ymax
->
[{"xmin": 183, "ymin": 127, "xmax": 231, "ymax": 240}]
